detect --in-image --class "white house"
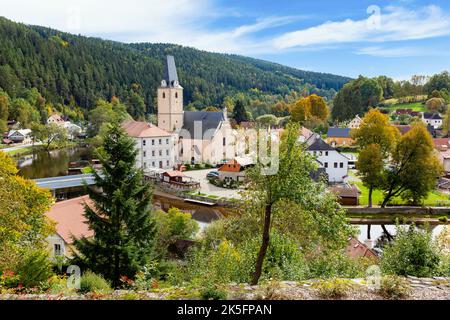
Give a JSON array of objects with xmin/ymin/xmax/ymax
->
[
  {"xmin": 47, "ymin": 114, "xmax": 65, "ymax": 126},
  {"xmin": 423, "ymin": 113, "xmax": 443, "ymax": 129},
  {"xmin": 348, "ymin": 115, "xmax": 362, "ymax": 129},
  {"xmin": 63, "ymin": 122, "xmax": 82, "ymax": 140},
  {"xmin": 306, "ymin": 135, "xmax": 349, "ymax": 183},
  {"xmin": 122, "ymin": 120, "xmax": 175, "ymax": 170},
  {"xmin": 7, "ymin": 129, "xmax": 32, "ymax": 143}
]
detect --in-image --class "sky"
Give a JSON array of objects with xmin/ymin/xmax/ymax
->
[{"xmin": 1, "ymin": 0, "xmax": 450, "ymax": 80}]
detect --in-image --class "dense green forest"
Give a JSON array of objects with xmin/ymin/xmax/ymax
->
[{"xmin": 0, "ymin": 17, "xmax": 350, "ymax": 121}]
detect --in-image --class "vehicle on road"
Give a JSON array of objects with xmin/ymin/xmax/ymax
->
[{"xmin": 206, "ymin": 171, "xmax": 219, "ymax": 179}]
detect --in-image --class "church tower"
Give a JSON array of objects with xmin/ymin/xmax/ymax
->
[{"xmin": 157, "ymin": 55, "xmax": 184, "ymax": 132}]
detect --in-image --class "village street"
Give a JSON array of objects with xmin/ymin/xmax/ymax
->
[{"xmin": 183, "ymin": 168, "xmax": 243, "ymax": 199}]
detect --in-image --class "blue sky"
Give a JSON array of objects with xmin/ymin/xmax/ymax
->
[{"xmin": 2, "ymin": 0, "xmax": 450, "ymax": 79}]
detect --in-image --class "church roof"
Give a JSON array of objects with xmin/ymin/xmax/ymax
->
[
  {"xmin": 163, "ymin": 55, "xmax": 179, "ymax": 87},
  {"xmin": 122, "ymin": 120, "xmax": 172, "ymax": 137},
  {"xmin": 181, "ymin": 111, "xmax": 225, "ymax": 140}
]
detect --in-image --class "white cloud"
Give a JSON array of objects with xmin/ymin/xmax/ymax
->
[
  {"xmin": 1, "ymin": 1, "xmax": 450, "ymax": 57},
  {"xmin": 356, "ymin": 46, "xmax": 425, "ymax": 58},
  {"xmin": 272, "ymin": 5, "xmax": 450, "ymax": 49}
]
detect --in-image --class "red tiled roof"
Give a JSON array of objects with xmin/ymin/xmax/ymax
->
[
  {"xmin": 433, "ymin": 138, "xmax": 450, "ymax": 150},
  {"xmin": 345, "ymin": 237, "xmax": 378, "ymax": 260},
  {"xmin": 163, "ymin": 170, "xmax": 185, "ymax": 178},
  {"xmin": 45, "ymin": 196, "xmax": 94, "ymax": 244},
  {"xmin": 122, "ymin": 120, "xmax": 171, "ymax": 138}
]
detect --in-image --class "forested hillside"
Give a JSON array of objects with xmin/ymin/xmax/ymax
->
[{"xmin": 0, "ymin": 17, "xmax": 350, "ymax": 118}]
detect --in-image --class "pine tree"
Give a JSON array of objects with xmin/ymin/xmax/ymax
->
[
  {"xmin": 232, "ymin": 99, "xmax": 249, "ymax": 124},
  {"xmin": 73, "ymin": 124, "xmax": 157, "ymax": 287}
]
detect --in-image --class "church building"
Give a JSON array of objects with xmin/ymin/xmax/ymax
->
[{"xmin": 157, "ymin": 55, "xmax": 236, "ymax": 165}]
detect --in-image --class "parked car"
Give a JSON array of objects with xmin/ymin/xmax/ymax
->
[{"xmin": 206, "ymin": 171, "xmax": 219, "ymax": 179}]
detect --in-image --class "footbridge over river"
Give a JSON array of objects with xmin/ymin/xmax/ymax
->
[{"xmin": 33, "ymin": 174, "xmax": 96, "ymax": 196}]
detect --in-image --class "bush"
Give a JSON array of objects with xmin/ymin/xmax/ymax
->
[
  {"xmin": 381, "ymin": 225, "xmax": 442, "ymax": 277},
  {"xmin": 313, "ymin": 278, "xmax": 355, "ymax": 299},
  {"xmin": 79, "ymin": 271, "xmax": 112, "ymax": 294},
  {"xmin": 200, "ymin": 285, "xmax": 228, "ymax": 300},
  {"xmin": 14, "ymin": 250, "xmax": 54, "ymax": 288},
  {"xmin": 378, "ymin": 275, "xmax": 411, "ymax": 300}
]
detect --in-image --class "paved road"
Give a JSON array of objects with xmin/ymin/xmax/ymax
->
[
  {"xmin": 183, "ymin": 169, "xmax": 242, "ymax": 199},
  {"xmin": 2, "ymin": 142, "xmax": 42, "ymax": 153},
  {"xmin": 34, "ymin": 173, "xmax": 96, "ymax": 189}
]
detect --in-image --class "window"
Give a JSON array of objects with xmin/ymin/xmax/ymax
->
[
  {"xmin": 175, "ymin": 92, "xmax": 178, "ymax": 98},
  {"xmin": 166, "ymin": 150, "xmax": 169, "ymax": 156},
  {"xmin": 152, "ymin": 150, "xmax": 155, "ymax": 157},
  {"xmin": 143, "ymin": 151, "xmax": 146, "ymax": 157},
  {"xmin": 162, "ymin": 92, "xmax": 166, "ymax": 98},
  {"xmin": 159, "ymin": 150, "xmax": 162, "ymax": 156},
  {"xmin": 166, "ymin": 160, "xmax": 169, "ymax": 166},
  {"xmin": 166, "ymin": 139, "xmax": 169, "ymax": 144},
  {"xmin": 143, "ymin": 162, "xmax": 147, "ymax": 168},
  {"xmin": 143, "ymin": 140, "xmax": 146, "ymax": 146},
  {"xmin": 159, "ymin": 139, "xmax": 162, "ymax": 145},
  {"xmin": 152, "ymin": 139, "xmax": 155, "ymax": 145},
  {"xmin": 159, "ymin": 161, "xmax": 163, "ymax": 168},
  {"xmin": 324, "ymin": 162, "xmax": 328, "ymax": 168},
  {"xmin": 54, "ymin": 244, "xmax": 61, "ymax": 256},
  {"xmin": 152, "ymin": 161, "xmax": 155, "ymax": 167},
  {"xmin": 334, "ymin": 162, "xmax": 338, "ymax": 168},
  {"xmin": 223, "ymin": 137, "xmax": 226, "ymax": 146},
  {"xmin": 325, "ymin": 151, "xmax": 328, "ymax": 156},
  {"xmin": 340, "ymin": 162, "xmax": 344, "ymax": 168}
]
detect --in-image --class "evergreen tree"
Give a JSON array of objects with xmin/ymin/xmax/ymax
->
[
  {"xmin": 232, "ymin": 100, "xmax": 249, "ymax": 124},
  {"xmin": 73, "ymin": 124, "xmax": 157, "ymax": 286}
]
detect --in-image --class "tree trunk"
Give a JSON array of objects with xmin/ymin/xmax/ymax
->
[
  {"xmin": 368, "ymin": 187, "xmax": 373, "ymax": 208},
  {"xmin": 367, "ymin": 224, "xmax": 371, "ymax": 240},
  {"xmin": 251, "ymin": 204, "xmax": 272, "ymax": 285},
  {"xmin": 380, "ymin": 194, "xmax": 394, "ymax": 241}
]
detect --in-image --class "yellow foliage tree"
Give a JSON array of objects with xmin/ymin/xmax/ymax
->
[{"xmin": 0, "ymin": 152, "xmax": 54, "ymax": 271}]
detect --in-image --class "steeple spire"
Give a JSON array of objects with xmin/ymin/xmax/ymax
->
[{"xmin": 162, "ymin": 55, "xmax": 180, "ymax": 87}]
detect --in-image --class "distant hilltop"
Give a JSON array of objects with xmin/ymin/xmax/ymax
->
[{"xmin": 0, "ymin": 16, "xmax": 351, "ymax": 114}]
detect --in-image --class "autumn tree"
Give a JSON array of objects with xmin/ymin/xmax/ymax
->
[
  {"xmin": 426, "ymin": 97, "xmax": 446, "ymax": 113},
  {"xmin": 353, "ymin": 109, "xmax": 400, "ymax": 207},
  {"xmin": 0, "ymin": 152, "xmax": 53, "ymax": 272},
  {"xmin": 381, "ymin": 124, "xmax": 442, "ymax": 208},
  {"xmin": 290, "ymin": 94, "xmax": 328, "ymax": 128}
]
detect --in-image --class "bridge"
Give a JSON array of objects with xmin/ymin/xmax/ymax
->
[{"xmin": 33, "ymin": 174, "xmax": 96, "ymax": 192}]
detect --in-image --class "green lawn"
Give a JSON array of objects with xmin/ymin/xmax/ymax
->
[
  {"xmin": 352, "ymin": 181, "xmax": 450, "ymax": 207},
  {"xmin": 383, "ymin": 102, "xmax": 426, "ymax": 112},
  {"xmin": 3, "ymin": 146, "xmax": 35, "ymax": 157}
]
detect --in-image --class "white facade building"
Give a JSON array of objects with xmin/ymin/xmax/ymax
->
[
  {"xmin": 122, "ymin": 120, "xmax": 175, "ymax": 170},
  {"xmin": 422, "ymin": 113, "xmax": 443, "ymax": 129},
  {"xmin": 348, "ymin": 115, "xmax": 362, "ymax": 129},
  {"xmin": 306, "ymin": 135, "xmax": 349, "ymax": 183}
]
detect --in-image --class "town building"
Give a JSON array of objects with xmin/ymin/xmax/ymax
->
[
  {"xmin": 47, "ymin": 114, "xmax": 65, "ymax": 126},
  {"xmin": 217, "ymin": 156, "xmax": 254, "ymax": 182},
  {"xmin": 422, "ymin": 113, "xmax": 443, "ymax": 129},
  {"xmin": 347, "ymin": 115, "xmax": 362, "ymax": 129},
  {"xmin": 45, "ymin": 195, "xmax": 94, "ymax": 258},
  {"xmin": 157, "ymin": 55, "xmax": 236, "ymax": 165},
  {"xmin": 7, "ymin": 129, "xmax": 32, "ymax": 143},
  {"xmin": 306, "ymin": 135, "xmax": 349, "ymax": 183},
  {"xmin": 326, "ymin": 127, "xmax": 354, "ymax": 147},
  {"xmin": 122, "ymin": 120, "xmax": 175, "ymax": 170}
]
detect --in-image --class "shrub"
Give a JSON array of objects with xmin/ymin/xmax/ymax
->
[
  {"xmin": 14, "ymin": 249, "xmax": 54, "ymax": 288},
  {"xmin": 381, "ymin": 225, "xmax": 441, "ymax": 277},
  {"xmin": 378, "ymin": 275, "xmax": 411, "ymax": 300},
  {"xmin": 200, "ymin": 285, "xmax": 228, "ymax": 300},
  {"xmin": 0, "ymin": 270, "xmax": 20, "ymax": 289},
  {"xmin": 79, "ymin": 271, "xmax": 112, "ymax": 294},
  {"xmin": 313, "ymin": 278, "xmax": 355, "ymax": 299},
  {"xmin": 256, "ymin": 281, "xmax": 290, "ymax": 300}
]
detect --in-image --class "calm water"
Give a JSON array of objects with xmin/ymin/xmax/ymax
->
[{"xmin": 17, "ymin": 146, "xmax": 94, "ymax": 179}]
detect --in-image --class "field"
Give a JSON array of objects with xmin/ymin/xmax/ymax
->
[
  {"xmin": 352, "ymin": 181, "xmax": 450, "ymax": 207},
  {"xmin": 382, "ymin": 102, "xmax": 426, "ymax": 112}
]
